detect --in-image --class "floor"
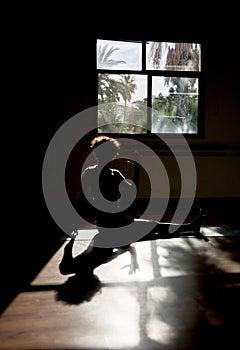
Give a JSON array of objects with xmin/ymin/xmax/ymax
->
[{"xmin": 0, "ymin": 224, "xmax": 240, "ymax": 350}]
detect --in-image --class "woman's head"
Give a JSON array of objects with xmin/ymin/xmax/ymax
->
[{"xmin": 90, "ymin": 136, "xmax": 120, "ymax": 162}]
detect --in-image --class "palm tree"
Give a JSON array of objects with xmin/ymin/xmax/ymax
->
[
  {"xmin": 149, "ymin": 42, "xmax": 200, "ymax": 71},
  {"xmin": 97, "ymin": 44, "xmax": 137, "ymax": 132},
  {"xmin": 117, "ymin": 74, "xmax": 137, "ymax": 122},
  {"xmin": 98, "ymin": 74, "xmax": 120, "ymax": 103},
  {"xmin": 97, "ymin": 44, "xmax": 126, "ymax": 68},
  {"xmin": 149, "ymin": 42, "xmax": 199, "ymax": 131},
  {"xmin": 98, "ymin": 44, "xmax": 127, "ymax": 124}
]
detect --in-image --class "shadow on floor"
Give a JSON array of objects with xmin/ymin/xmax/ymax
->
[{"xmin": 0, "ymin": 222, "xmax": 65, "ymax": 315}]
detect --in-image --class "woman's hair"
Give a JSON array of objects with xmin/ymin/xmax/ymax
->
[{"xmin": 90, "ymin": 135, "xmax": 120, "ymax": 161}]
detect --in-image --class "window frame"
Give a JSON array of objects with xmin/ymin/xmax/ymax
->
[{"xmin": 96, "ymin": 38, "xmax": 205, "ymax": 140}]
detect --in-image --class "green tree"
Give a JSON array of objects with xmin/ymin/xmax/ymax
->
[
  {"xmin": 150, "ymin": 42, "xmax": 199, "ymax": 132},
  {"xmin": 98, "ymin": 74, "xmax": 120, "ymax": 103},
  {"xmin": 117, "ymin": 74, "xmax": 137, "ymax": 122}
]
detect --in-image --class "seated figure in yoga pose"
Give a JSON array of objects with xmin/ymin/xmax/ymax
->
[{"xmin": 59, "ymin": 135, "xmax": 203, "ymax": 276}]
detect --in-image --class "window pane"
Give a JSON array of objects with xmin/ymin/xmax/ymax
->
[
  {"xmin": 98, "ymin": 74, "xmax": 147, "ymax": 133},
  {"xmin": 151, "ymin": 76, "xmax": 199, "ymax": 133},
  {"xmin": 97, "ymin": 39, "xmax": 142, "ymax": 71},
  {"xmin": 146, "ymin": 42, "xmax": 201, "ymax": 72}
]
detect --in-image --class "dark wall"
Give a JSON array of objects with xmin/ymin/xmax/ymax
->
[{"xmin": 6, "ymin": 2, "xmax": 240, "ymax": 227}]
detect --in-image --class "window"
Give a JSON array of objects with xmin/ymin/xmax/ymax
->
[{"xmin": 97, "ymin": 39, "xmax": 202, "ymax": 136}]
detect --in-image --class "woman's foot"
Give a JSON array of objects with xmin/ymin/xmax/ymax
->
[
  {"xmin": 191, "ymin": 208, "xmax": 204, "ymax": 235},
  {"xmin": 59, "ymin": 239, "xmax": 75, "ymax": 275}
]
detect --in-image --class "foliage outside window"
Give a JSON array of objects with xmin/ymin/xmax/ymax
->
[{"xmin": 97, "ymin": 39, "xmax": 201, "ymax": 135}]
